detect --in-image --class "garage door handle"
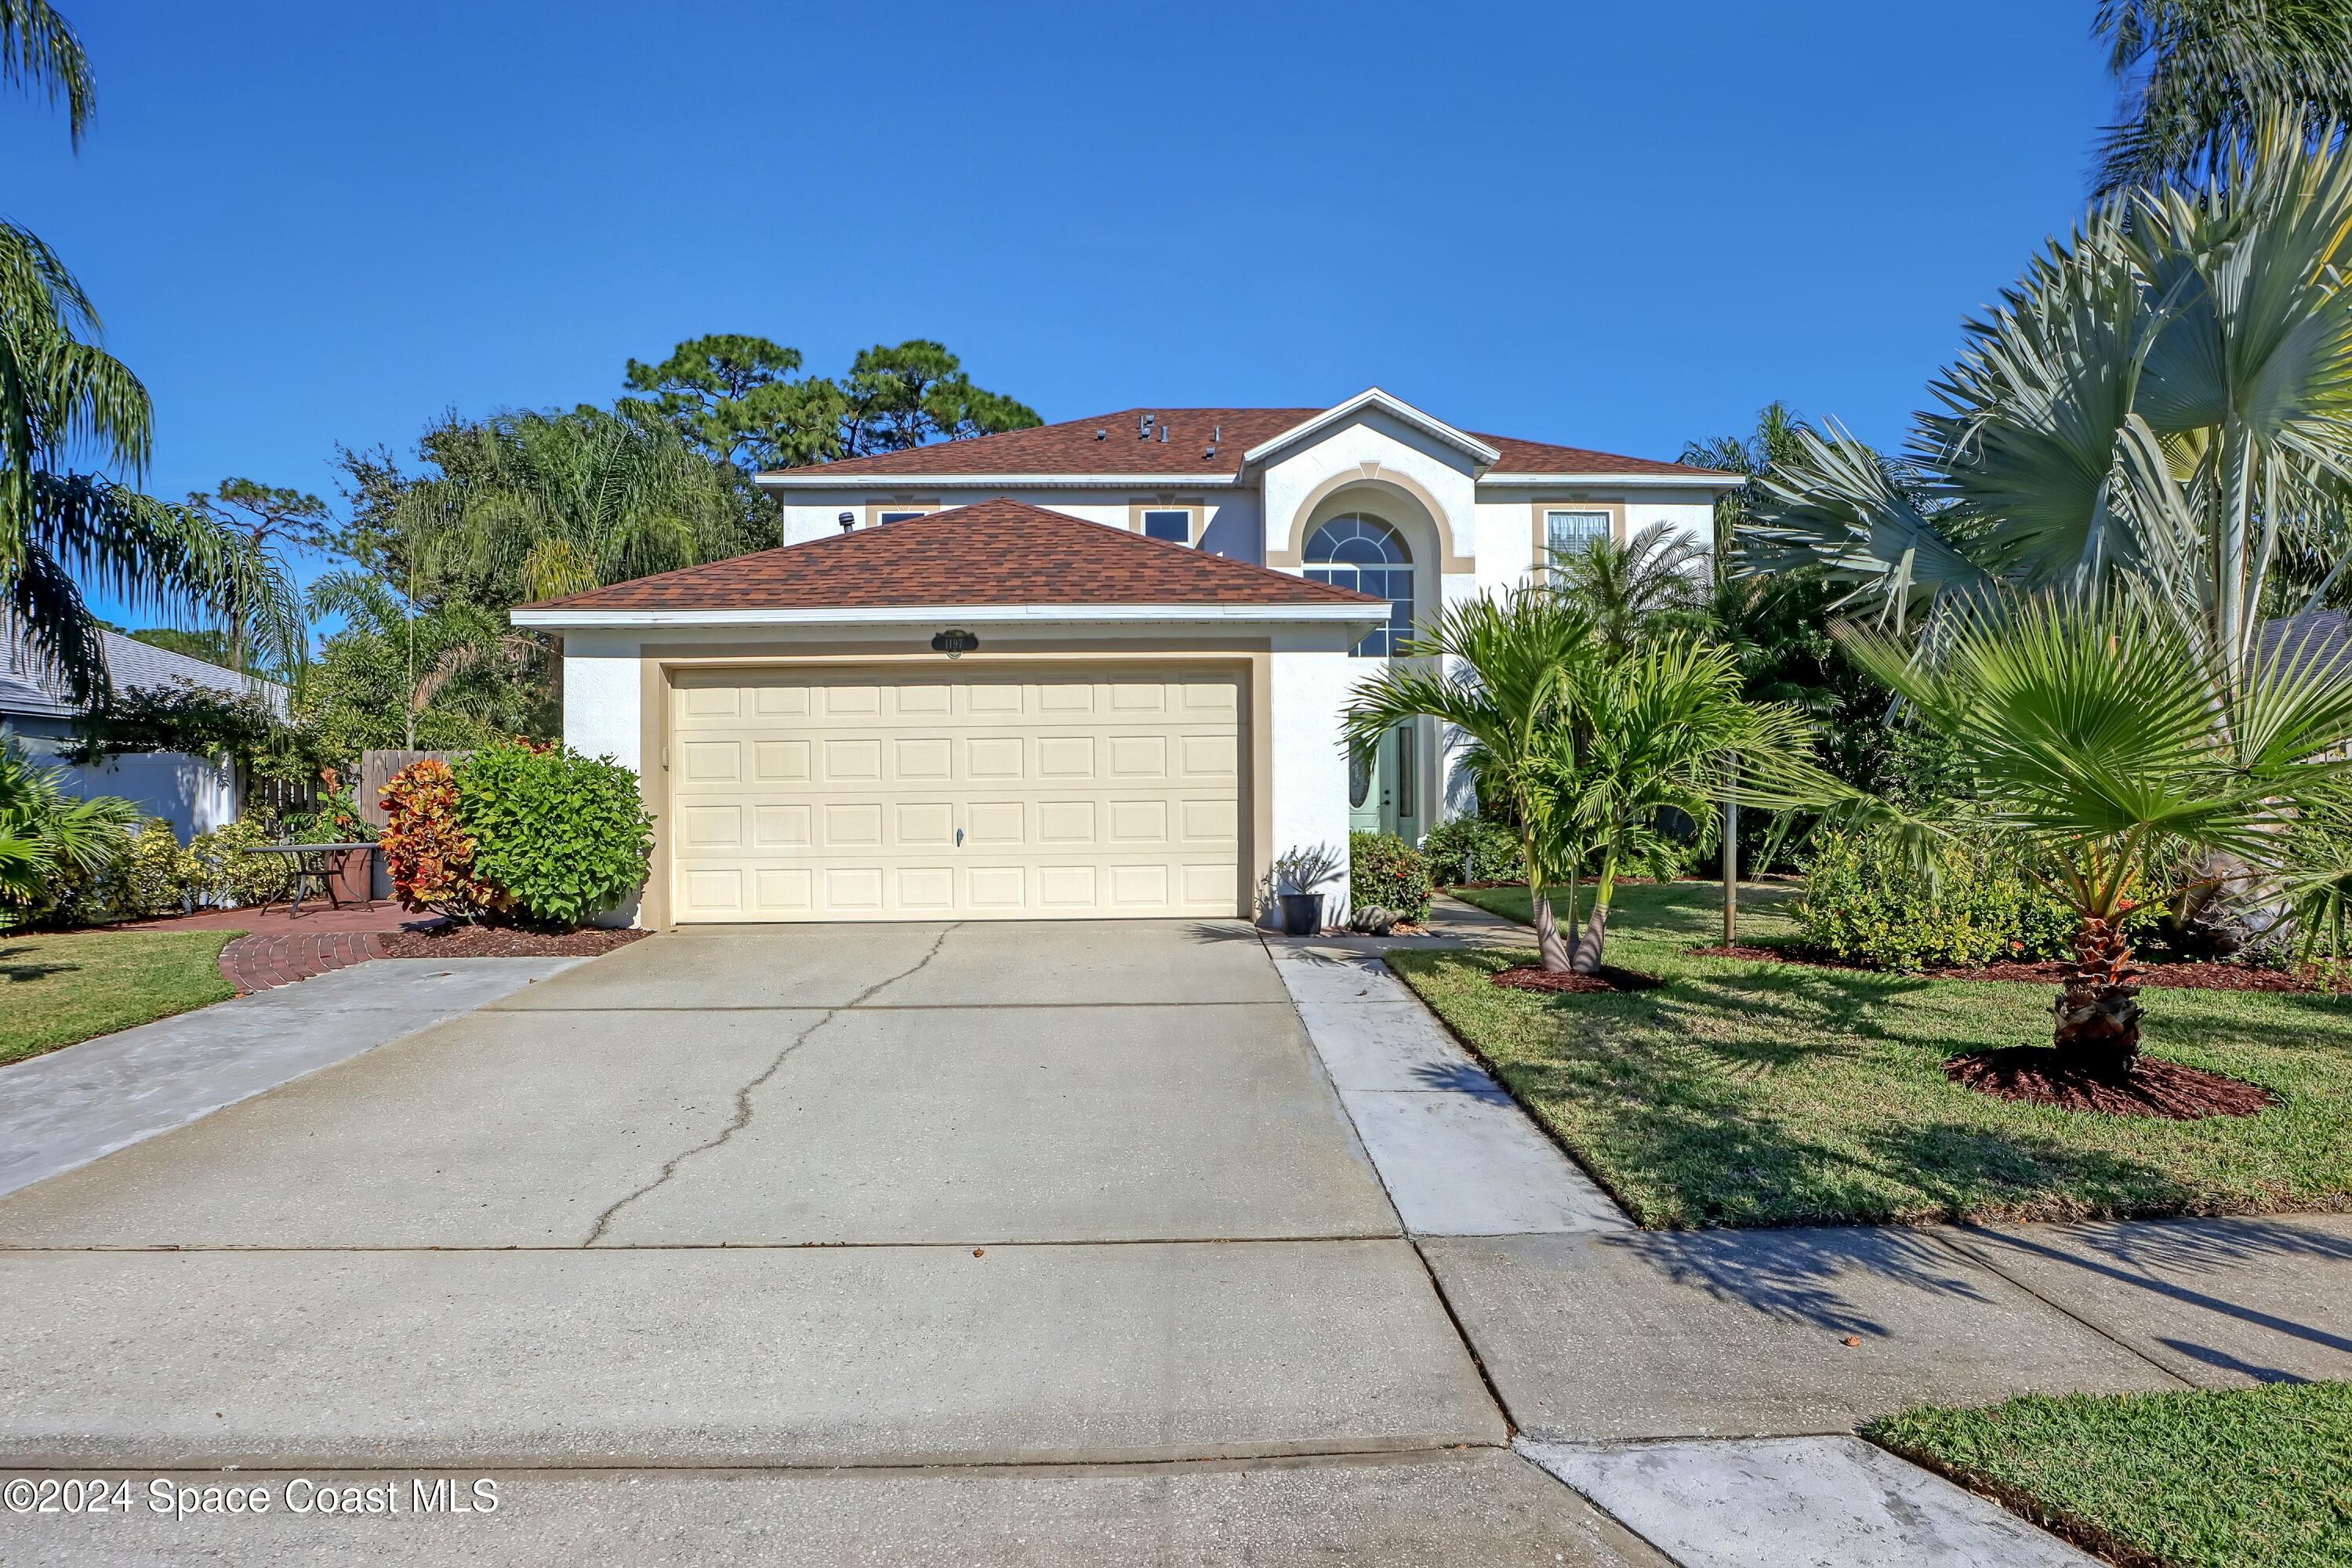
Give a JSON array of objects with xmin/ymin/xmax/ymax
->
[{"xmin": 956, "ymin": 827, "xmax": 964, "ymax": 848}]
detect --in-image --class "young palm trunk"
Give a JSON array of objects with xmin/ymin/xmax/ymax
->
[
  {"xmin": 1571, "ymin": 855, "xmax": 1615, "ymax": 975},
  {"xmin": 1526, "ymin": 879, "xmax": 1573, "ymax": 973},
  {"xmin": 2052, "ymin": 914, "xmax": 2143, "ymax": 1076}
]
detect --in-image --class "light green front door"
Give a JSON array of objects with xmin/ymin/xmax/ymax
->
[{"xmin": 1349, "ymin": 722, "xmax": 1420, "ymax": 841}]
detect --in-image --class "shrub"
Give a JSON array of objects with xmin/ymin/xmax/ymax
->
[
  {"xmin": 456, "ymin": 742, "xmax": 653, "ymax": 927},
  {"xmin": 1349, "ymin": 830, "xmax": 1432, "ymax": 923},
  {"xmin": 183, "ymin": 817, "xmax": 292, "ymax": 909},
  {"xmin": 381, "ymin": 758, "xmax": 508, "ymax": 922},
  {"xmin": 117, "ymin": 818, "xmax": 192, "ymax": 920},
  {"xmin": 1421, "ymin": 814, "xmax": 1525, "ymax": 884},
  {"xmin": 1796, "ymin": 822, "xmax": 2140, "ymax": 971}
]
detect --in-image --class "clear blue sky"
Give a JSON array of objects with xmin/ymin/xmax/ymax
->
[{"xmin": 7, "ymin": 0, "xmax": 2116, "ymax": 626}]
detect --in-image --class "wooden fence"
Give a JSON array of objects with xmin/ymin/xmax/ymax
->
[{"xmin": 357, "ymin": 749, "xmax": 470, "ymax": 828}]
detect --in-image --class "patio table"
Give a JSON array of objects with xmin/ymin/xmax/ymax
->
[{"xmin": 242, "ymin": 841, "xmax": 378, "ymax": 916}]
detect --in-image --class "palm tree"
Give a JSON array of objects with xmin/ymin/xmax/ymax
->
[
  {"xmin": 1747, "ymin": 115, "xmax": 2352, "ymax": 693},
  {"xmin": 1832, "ymin": 593, "xmax": 2352, "ymax": 1073},
  {"xmin": 306, "ymin": 572, "xmax": 542, "ymax": 750},
  {"xmin": 1546, "ymin": 522, "xmax": 1710, "ymax": 659},
  {"xmin": 2, "ymin": 2, "xmax": 302, "ymax": 702},
  {"xmin": 2093, "ymin": 0, "xmax": 2352, "ymax": 194},
  {"xmin": 1682, "ymin": 400, "xmax": 1809, "ymax": 563},
  {"xmin": 1343, "ymin": 589, "xmax": 1596, "ymax": 971},
  {"xmin": 0, "ymin": 731, "xmax": 136, "ymax": 926},
  {"xmin": 1532, "ymin": 636, "xmax": 1815, "ymax": 971},
  {"xmin": 399, "ymin": 407, "xmax": 752, "ymax": 607}
]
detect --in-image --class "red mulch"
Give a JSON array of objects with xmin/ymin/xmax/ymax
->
[
  {"xmin": 1689, "ymin": 942, "xmax": 2319, "ymax": 993},
  {"xmin": 1493, "ymin": 964, "xmax": 1667, "ymax": 994},
  {"xmin": 1945, "ymin": 1047, "xmax": 2277, "ymax": 1120},
  {"xmin": 376, "ymin": 925, "xmax": 650, "ymax": 959}
]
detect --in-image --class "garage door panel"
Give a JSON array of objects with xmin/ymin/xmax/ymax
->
[{"xmin": 672, "ymin": 667, "xmax": 1243, "ymax": 922}]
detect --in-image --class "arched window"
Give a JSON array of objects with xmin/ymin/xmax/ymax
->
[{"xmin": 1305, "ymin": 515, "xmax": 1413, "ymax": 657}]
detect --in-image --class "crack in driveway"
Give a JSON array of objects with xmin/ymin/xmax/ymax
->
[{"xmin": 581, "ymin": 924, "xmax": 960, "ymax": 1245}]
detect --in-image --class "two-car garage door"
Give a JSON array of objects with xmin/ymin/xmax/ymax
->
[{"xmin": 669, "ymin": 666, "xmax": 1245, "ymax": 921}]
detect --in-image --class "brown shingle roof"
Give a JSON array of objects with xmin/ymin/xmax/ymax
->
[
  {"xmin": 520, "ymin": 499, "xmax": 1386, "ymax": 613},
  {"xmin": 762, "ymin": 407, "xmax": 1723, "ymax": 481}
]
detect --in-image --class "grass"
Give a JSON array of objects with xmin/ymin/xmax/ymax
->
[
  {"xmin": 1388, "ymin": 881, "xmax": 2352, "ymax": 1226},
  {"xmin": 0, "ymin": 929, "xmax": 239, "ymax": 1066},
  {"xmin": 1869, "ymin": 1383, "xmax": 2352, "ymax": 1568}
]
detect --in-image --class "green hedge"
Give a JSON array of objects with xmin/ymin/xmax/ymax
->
[
  {"xmin": 1420, "ymin": 815, "xmax": 1525, "ymax": 884},
  {"xmin": 456, "ymin": 742, "xmax": 653, "ymax": 927},
  {"xmin": 1796, "ymin": 822, "xmax": 2122, "ymax": 970},
  {"xmin": 1349, "ymin": 831, "xmax": 1433, "ymax": 923}
]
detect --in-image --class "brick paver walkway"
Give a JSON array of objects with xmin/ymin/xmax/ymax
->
[{"xmin": 217, "ymin": 931, "xmax": 397, "ymax": 994}]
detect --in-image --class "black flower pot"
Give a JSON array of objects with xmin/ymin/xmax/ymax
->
[{"xmin": 1278, "ymin": 891, "xmax": 1323, "ymax": 936}]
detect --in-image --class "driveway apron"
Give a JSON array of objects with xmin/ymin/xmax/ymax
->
[{"xmin": 0, "ymin": 920, "xmax": 1504, "ymax": 1468}]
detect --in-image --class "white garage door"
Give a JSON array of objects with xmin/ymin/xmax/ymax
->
[{"xmin": 669, "ymin": 666, "xmax": 1246, "ymax": 921}]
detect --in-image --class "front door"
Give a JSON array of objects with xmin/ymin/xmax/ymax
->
[{"xmin": 1348, "ymin": 722, "xmax": 1418, "ymax": 841}]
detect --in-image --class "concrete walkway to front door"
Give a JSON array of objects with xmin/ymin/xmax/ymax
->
[{"xmin": 0, "ymin": 920, "xmax": 1679, "ymax": 1565}]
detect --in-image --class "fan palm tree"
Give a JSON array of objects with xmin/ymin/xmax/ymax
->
[
  {"xmin": 1342, "ymin": 589, "xmax": 1596, "ymax": 971},
  {"xmin": 1532, "ymin": 636, "xmax": 1815, "ymax": 972},
  {"xmin": 306, "ymin": 572, "xmax": 543, "ymax": 750},
  {"xmin": 2093, "ymin": 0, "xmax": 2352, "ymax": 194},
  {"xmin": 2, "ymin": 1, "xmax": 302, "ymax": 702},
  {"xmin": 1746, "ymin": 116, "xmax": 2352, "ymax": 693},
  {"xmin": 1831, "ymin": 593, "xmax": 2352, "ymax": 1073}
]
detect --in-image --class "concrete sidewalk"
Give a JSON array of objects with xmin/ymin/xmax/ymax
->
[{"xmin": 0, "ymin": 956, "xmax": 577, "ymax": 1198}]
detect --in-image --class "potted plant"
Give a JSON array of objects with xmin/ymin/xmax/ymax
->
[{"xmin": 1271, "ymin": 845, "xmax": 1341, "ymax": 937}]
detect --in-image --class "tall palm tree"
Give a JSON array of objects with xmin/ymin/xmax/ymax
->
[
  {"xmin": 1343, "ymin": 589, "xmax": 1596, "ymax": 971},
  {"xmin": 1746, "ymin": 115, "xmax": 2352, "ymax": 695},
  {"xmin": 2, "ymin": 1, "xmax": 302, "ymax": 702},
  {"xmin": 306, "ymin": 572, "xmax": 541, "ymax": 751},
  {"xmin": 1831, "ymin": 593, "xmax": 2352, "ymax": 1073},
  {"xmin": 2093, "ymin": 0, "xmax": 2352, "ymax": 194},
  {"xmin": 400, "ymin": 406, "xmax": 753, "ymax": 608},
  {"xmin": 1531, "ymin": 636, "xmax": 1814, "ymax": 971},
  {"xmin": 1682, "ymin": 400, "xmax": 1809, "ymax": 563}
]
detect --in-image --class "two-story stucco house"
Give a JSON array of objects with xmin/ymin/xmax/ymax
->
[{"xmin": 514, "ymin": 389, "xmax": 1738, "ymax": 927}]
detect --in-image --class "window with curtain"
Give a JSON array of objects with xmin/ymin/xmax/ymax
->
[
  {"xmin": 1545, "ymin": 509, "xmax": 1611, "ymax": 559},
  {"xmin": 1305, "ymin": 514, "xmax": 1413, "ymax": 657}
]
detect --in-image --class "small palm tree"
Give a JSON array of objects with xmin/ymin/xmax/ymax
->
[
  {"xmin": 0, "ymin": 731, "xmax": 136, "ymax": 926},
  {"xmin": 1534, "ymin": 637, "xmax": 1815, "ymax": 972},
  {"xmin": 1343, "ymin": 589, "xmax": 1595, "ymax": 971},
  {"xmin": 1547, "ymin": 523, "xmax": 1711, "ymax": 659},
  {"xmin": 1835, "ymin": 593, "xmax": 2352, "ymax": 1073}
]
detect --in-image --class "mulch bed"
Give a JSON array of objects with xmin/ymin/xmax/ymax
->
[
  {"xmin": 1945, "ymin": 1047, "xmax": 2278, "ymax": 1120},
  {"xmin": 1689, "ymin": 942, "xmax": 2318, "ymax": 993},
  {"xmin": 1492, "ymin": 964, "xmax": 1667, "ymax": 995},
  {"xmin": 375, "ymin": 925, "xmax": 650, "ymax": 959}
]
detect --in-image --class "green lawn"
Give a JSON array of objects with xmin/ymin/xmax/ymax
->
[
  {"xmin": 1869, "ymin": 1383, "xmax": 2352, "ymax": 1568},
  {"xmin": 1389, "ymin": 882, "xmax": 2352, "ymax": 1226},
  {"xmin": 0, "ymin": 930, "xmax": 239, "ymax": 1066}
]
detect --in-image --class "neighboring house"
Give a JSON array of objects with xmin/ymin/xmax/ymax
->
[
  {"xmin": 0, "ymin": 611, "xmax": 288, "ymax": 840},
  {"xmin": 514, "ymin": 388, "xmax": 1740, "ymax": 927}
]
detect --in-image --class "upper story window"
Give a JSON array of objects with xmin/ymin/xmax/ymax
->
[
  {"xmin": 1545, "ymin": 509, "xmax": 1612, "ymax": 559},
  {"xmin": 877, "ymin": 510, "xmax": 928, "ymax": 525},
  {"xmin": 1141, "ymin": 508, "xmax": 1192, "ymax": 544},
  {"xmin": 1305, "ymin": 514, "xmax": 1413, "ymax": 658}
]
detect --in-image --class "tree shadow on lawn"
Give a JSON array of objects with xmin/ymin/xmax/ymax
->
[{"xmin": 0, "ymin": 945, "xmax": 77, "ymax": 984}]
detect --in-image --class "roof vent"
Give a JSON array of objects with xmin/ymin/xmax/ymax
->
[
  {"xmin": 1212, "ymin": 425, "xmax": 1221, "ymax": 442},
  {"xmin": 1204, "ymin": 446, "xmax": 1217, "ymax": 459},
  {"xmin": 1158, "ymin": 423, "xmax": 1168, "ymax": 443},
  {"xmin": 1094, "ymin": 428, "xmax": 1106, "ymax": 440},
  {"xmin": 837, "ymin": 511, "xmax": 855, "ymax": 532},
  {"xmin": 1138, "ymin": 412, "xmax": 1155, "ymax": 439}
]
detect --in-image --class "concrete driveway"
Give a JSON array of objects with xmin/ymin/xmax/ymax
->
[{"xmin": 0, "ymin": 922, "xmax": 1606, "ymax": 1534}]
